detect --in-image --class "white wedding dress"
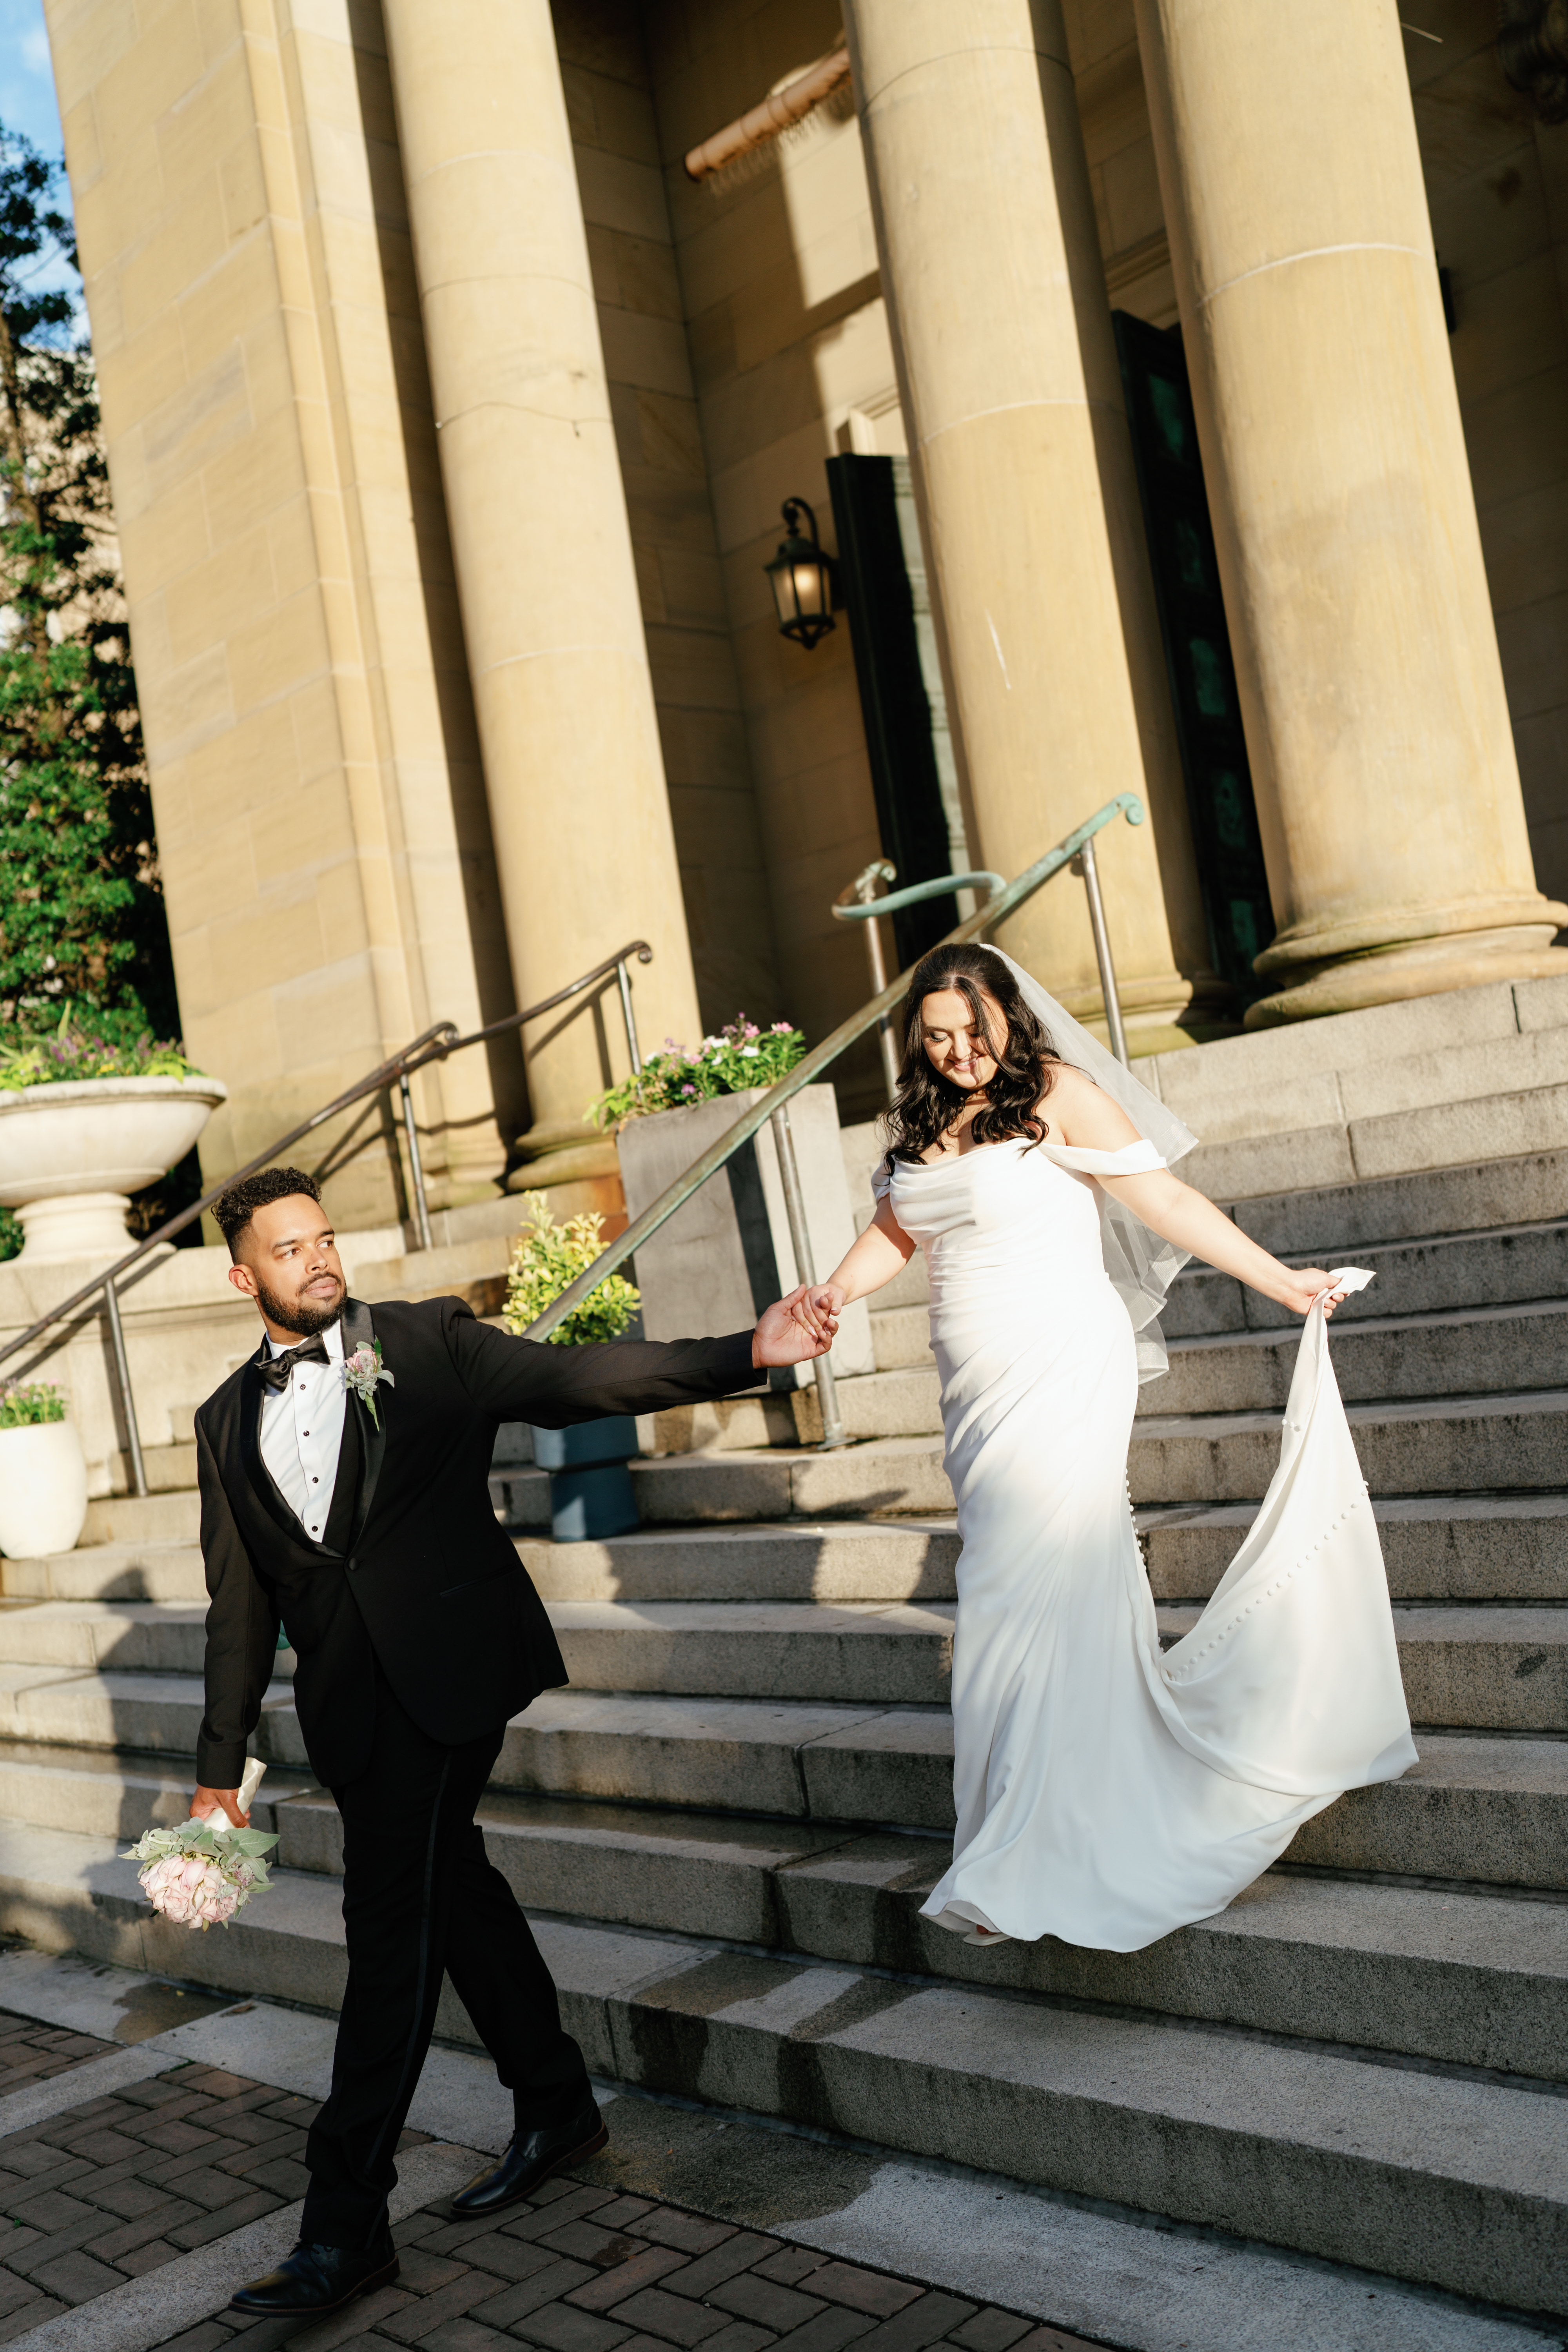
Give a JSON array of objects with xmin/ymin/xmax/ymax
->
[{"xmin": 878, "ymin": 1134, "xmax": 1417, "ymax": 1953}]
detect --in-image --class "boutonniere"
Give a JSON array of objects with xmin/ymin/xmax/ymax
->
[{"xmin": 344, "ymin": 1339, "xmax": 395, "ymax": 1427}]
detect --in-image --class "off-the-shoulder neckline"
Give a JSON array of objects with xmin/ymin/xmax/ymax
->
[
  {"xmin": 897, "ymin": 1134, "xmax": 1157, "ymax": 1171},
  {"xmin": 900, "ymin": 1136, "xmax": 1036, "ymax": 1171}
]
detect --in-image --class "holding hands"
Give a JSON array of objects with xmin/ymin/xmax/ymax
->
[
  {"xmin": 752, "ymin": 1285, "xmax": 841, "ymax": 1367},
  {"xmin": 789, "ymin": 1282, "xmax": 847, "ymax": 1346}
]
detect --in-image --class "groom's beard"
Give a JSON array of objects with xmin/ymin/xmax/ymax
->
[{"xmin": 254, "ymin": 1275, "xmax": 344, "ymax": 1339}]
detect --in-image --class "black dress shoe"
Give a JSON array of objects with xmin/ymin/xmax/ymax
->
[
  {"xmin": 229, "ymin": 2237, "xmax": 398, "ymax": 2316},
  {"xmin": 451, "ymin": 2095, "xmax": 609, "ymax": 2217}
]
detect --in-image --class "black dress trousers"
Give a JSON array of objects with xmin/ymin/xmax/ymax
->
[{"xmin": 299, "ymin": 1663, "xmax": 590, "ymax": 2250}]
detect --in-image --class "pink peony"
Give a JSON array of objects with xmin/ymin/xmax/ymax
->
[{"xmin": 142, "ymin": 1850, "xmax": 239, "ymax": 1930}]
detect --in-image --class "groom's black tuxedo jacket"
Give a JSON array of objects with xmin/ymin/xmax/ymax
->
[{"xmin": 194, "ymin": 1295, "xmax": 760, "ymax": 1789}]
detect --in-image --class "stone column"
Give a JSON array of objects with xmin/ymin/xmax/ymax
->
[
  {"xmin": 1134, "ymin": 0, "xmax": 1568, "ymax": 1024},
  {"xmin": 381, "ymin": 0, "xmax": 701, "ymax": 1176},
  {"xmin": 843, "ymin": 0, "xmax": 1220, "ymax": 1041}
]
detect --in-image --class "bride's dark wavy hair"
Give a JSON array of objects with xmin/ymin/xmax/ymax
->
[{"xmin": 882, "ymin": 944, "xmax": 1063, "ymax": 1167}]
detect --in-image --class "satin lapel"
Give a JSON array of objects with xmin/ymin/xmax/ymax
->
[
  {"xmin": 238, "ymin": 1352, "xmax": 336, "ymax": 1555},
  {"xmin": 339, "ymin": 1297, "xmax": 386, "ymax": 1550}
]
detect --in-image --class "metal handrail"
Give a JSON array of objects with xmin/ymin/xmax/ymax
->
[
  {"xmin": 524, "ymin": 793, "xmax": 1146, "ymax": 1367},
  {"xmin": 0, "ymin": 940, "xmax": 655, "ymax": 1492},
  {"xmin": 831, "ymin": 869, "xmax": 1007, "ymax": 926}
]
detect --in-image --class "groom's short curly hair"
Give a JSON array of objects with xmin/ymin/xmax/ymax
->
[{"xmin": 213, "ymin": 1167, "xmax": 323, "ymax": 1258}]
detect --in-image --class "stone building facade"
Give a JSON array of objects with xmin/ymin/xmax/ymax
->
[{"xmin": 41, "ymin": 0, "xmax": 1568, "ymax": 1230}]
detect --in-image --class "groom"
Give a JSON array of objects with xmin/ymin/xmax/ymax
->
[{"xmin": 191, "ymin": 1165, "xmax": 833, "ymax": 2320}]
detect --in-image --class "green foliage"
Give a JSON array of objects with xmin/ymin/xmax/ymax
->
[
  {"xmin": 502, "ymin": 1191, "xmax": 640, "ymax": 1347},
  {"xmin": 0, "ymin": 1382, "xmax": 65, "ymax": 1427},
  {"xmin": 589, "ymin": 1015, "xmax": 806, "ymax": 1130},
  {"xmin": 0, "ymin": 1208, "xmax": 19, "ymax": 1262},
  {"xmin": 0, "ymin": 1002, "xmax": 199, "ymax": 1089},
  {"xmin": 0, "ymin": 127, "xmax": 176, "ymax": 1040},
  {"xmin": 123, "ymin": 1820, "xmax": 278, "ymax": 1869}
]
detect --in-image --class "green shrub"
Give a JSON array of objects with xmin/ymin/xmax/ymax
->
[
  {"xmin": 0, "ymin": 1382, "xmax": 65, "ymax": 1428},
  {"xmin": 0, "ymin": 1209, "xmax": 20, "ymax": 1263},
  {"xmin": 502, "ymin": 1192, "xmax": 640, "ymax": 1347},
  {"xmin": 589, "ymin": 1014, "xmax": 805, "ymax": 1130}
]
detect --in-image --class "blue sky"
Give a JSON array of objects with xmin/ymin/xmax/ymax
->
[
  {"xmin": 0, "ymin": 0, "xmax": 63, "ymax": 165},
  {"xmin": 0, "ymin": 0, "xmax": 81, "ymax": 320}
]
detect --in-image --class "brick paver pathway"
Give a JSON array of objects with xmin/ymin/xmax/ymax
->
[
  {"xmin": 149, "ymin": 2170, "xmax": 1097, "ymax": 2352},
  {"xmin": 0, "ymin": 2060, "xmax": 427, "ymax": 2342},
  {"xmin": 0, "ymin": 2012, "xmax": 120, "ymax": 2095},
  {"xmin": 0, "ymin": 2036, "xmax": 1095, "ymax": 2352}
]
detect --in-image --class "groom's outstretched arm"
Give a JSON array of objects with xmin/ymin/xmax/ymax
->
[{"xmin": 439, "ymin": 1294, "xmax": 835, "ymax": 1426}]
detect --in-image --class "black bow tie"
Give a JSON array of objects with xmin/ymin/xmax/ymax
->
[{"xmin": 258, "ymin": 1333, "xmax": 332, "ymax": 1392}]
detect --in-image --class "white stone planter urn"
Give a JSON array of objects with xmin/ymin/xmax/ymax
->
[
  {"xmin": 615, "ymin": 1083, "xmax": 873, "ymax": 1387},
  {"xmin": 0, "ymin": 1075, "xmax": 229, "ymax": 1264},
  {"xmin": 0, "ymin": 1419, "xmax": 88, "ymax": 1557}
]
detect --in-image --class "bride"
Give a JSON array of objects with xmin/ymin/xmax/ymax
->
[{"xmin": 793, "ymin": 942, "xmax": 1415, "ymax": 1953}]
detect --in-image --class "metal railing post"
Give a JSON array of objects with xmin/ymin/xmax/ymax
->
[
  {"xmin": 769, "ymin": 1100, "xmax": 846, "ymax": 1450},
  {"xmin": 398, "ymin": 1069, "xmax": 435, "ymax": 1252},
  {"xmin": 1076, "ymin": 835, "xmax": 1131, "ymax": 1069},
  {"xmin": 101, "ymin": 1277, "xmax": 148, "ymax": 1500},
  {"xmin": 849, "ymin": 866, "xmax": 901, "ymax": 1101},
  {"xmin": 615, "ymin": 957, "xmax": 643, "ymax": 1074}
]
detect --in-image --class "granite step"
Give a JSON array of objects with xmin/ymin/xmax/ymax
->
[
  {"xmin": 630, "ymin": 1393, "xmax": 1568, "ymax": 1523},
  {"xmin": 2, "ymin": 1598, "xmax": 1559, "ymax": 1727},
  {"xmin": 1141, "ymin": 1494, "xmax": 1568, "ymax": 1602},
  {"xmin": 0, "ymin": 1735, "xmax": 317, "ymax": 1842},
  {"xmin": 79, "ymin": 1489, "xmax": 200, "ymax": 1547},
  {"xmin": 0, "ymin": 1598, "xmax": 958, "ymax": 1709},
  {"xmin": 0, "ymin": 1664, "xmax": 297, "ymax": 1760},
  {"xmin": 1136, "ymin": 1298, "xmax": 1568, "ymax": 1418},
  {"xmin": 262, "ymin": 1787, "xmax": 1568, "ymax": 2082},
  {"xmin": 523, "ymin": 1498, "xmax": 1564, "ymax": 1606},
  {"xmin": 869, "ymin": 1302, "xmax": 935, "ymax": 1371},
  {"xmin": 2, "ymin": 1823, "xmax": 1562, "ymax": 2313},
  {"xmin": 800, "ymin": 1367, "xmax": 944, "ymax": 1441},
  {"xmin": 0, "ymin": 1601, "xmax": 227, "ymax": 1678},
  {"xmin": 1167, "ymin": 1603, "xmax": 1568, "ymax": 1734},
  {"xmin": 1223, "ymin": 1147, "xmax": 1568, "ymax": 1258},
  {"xmin": 4, "ymin": 1669, "xmax": 1560, "ymax": 1888},
  {"xmin": 480, "ymin": 1693, "xmax": 1568, "ymax": 1887},
  {"xmin": 818, "ymin": 1265, "xmax": 1568, "ymax": 1401},
  {"xmin": 1129, "ymin": 1389, "xmax": 1568, "ymax": 1505},
  {"xmin": 31, "ymin": 1483, "xmax": 1560, "ymax": 1625},
  {"xmin": 1165, "ymin": 1219, "xmax": 1568, "ymax": 1337},
  {"xmin": 0, "ymin": 1539, "xmax": 208, "ymax": 1604},
  {"xmin": 518, "ymin": 1518, "xmax": 963, "ymax": 1604}
]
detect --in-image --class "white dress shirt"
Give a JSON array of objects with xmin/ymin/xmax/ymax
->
[{"xmin": 259, "ymin": 1318, "xmax": 347, "ymax": 1545}]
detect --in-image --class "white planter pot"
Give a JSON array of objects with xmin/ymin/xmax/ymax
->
[
  {"xmin": 616, "ymin": 1083, "xmax": 874, "ymax": 1387},
  {"xmin": 0, "ymin": 1420, "xmax": 88, "ymax": 1557},
  {"xmin": 0, "ymin": 1074, "xmax": 228, "ymax": 1263}
]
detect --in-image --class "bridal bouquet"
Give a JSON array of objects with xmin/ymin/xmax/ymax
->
[{"xmin": 123, "ymin": 1759, "xmax": 278, "ymax": 1931}]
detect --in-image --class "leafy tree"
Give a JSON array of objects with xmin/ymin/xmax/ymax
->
[{"xmin": 0, "ymin": 127, "xmax": 176, "ymax": 1037}]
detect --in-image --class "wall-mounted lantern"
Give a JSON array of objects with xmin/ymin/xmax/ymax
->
[{"xmin": 765, "ymin": 497, "xmax": 838, "ymax": 648}]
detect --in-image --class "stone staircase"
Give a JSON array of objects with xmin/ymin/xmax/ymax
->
[{"xmin": 1, "ymin": 1140, "xmax": 1566, "ymax": 2321}]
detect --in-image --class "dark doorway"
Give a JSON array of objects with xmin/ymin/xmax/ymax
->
[
  {"xmin": 826, "ymin": 453, "xmax": 965, "ymax": 971},
  {"xmin": 1114, "ymin": 311, "xmax": 1275, "ymax": 1002}
]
